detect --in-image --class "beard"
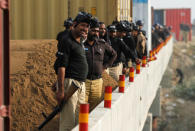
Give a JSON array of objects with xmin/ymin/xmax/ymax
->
[{"xmin": 88, "ymin": 34, "xmax": 98, "ymax": 41}]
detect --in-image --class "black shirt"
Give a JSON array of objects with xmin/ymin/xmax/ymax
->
[
  {"xmin": 56, "ymin": 30, "xmax": 69, "ymax": 42},
  {"xmin": 123, "ymin": 34, "xmax": 138, "ymax": 60},
  {"xmin": 84, "ymin": 39, "xmax": 116, "ymax": 78},
  {"xmin": 54, "ymin": 31, "xmax": 88, "ymax": 82},
  {"xmin": 110, "ymin": 37, "xmax": 135, "ymax": 64}
]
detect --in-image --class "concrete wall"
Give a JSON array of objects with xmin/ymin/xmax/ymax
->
[
  {"xmin": 72, "ymin": 38, "xmax": 173, "ymax": 131},
  {"xmin": 133, "ymin": 0, "xmax": 152, "ymax": 52}
]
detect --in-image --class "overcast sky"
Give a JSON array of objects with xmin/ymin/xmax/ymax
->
[{"xmin": 151, "ymin": 0, "xmax": 195, "ymax": 23}]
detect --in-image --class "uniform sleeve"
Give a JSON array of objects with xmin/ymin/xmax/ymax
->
[
  {"xmin": 119, "ymin": 39, "xmax": 136, "ymax": 61},
  {"xmin": 54, "ymin": 38, "xmax": 71, "ymax": 74},
  {"xmin": 103, "ymin": 42, "xmax": 117, "ymax": 68}
]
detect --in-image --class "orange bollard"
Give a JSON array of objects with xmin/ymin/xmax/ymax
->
[
  {"xmin": 153, "ymin": 51, "xmax": 157, "ymax": 61},
  {"xmin": 104, "ymin": 86, "xmax": 112, "ymax": 108},
  {"xmin": 119, "ymin": 75, "xmax": 125, "ymax": 93},
  {"xmin": 79, "ymin": 104, "xmax": 89, "ymax": 131},
  {"xmin": 129, "ymin": 67, "xmax": 134, "ymax": 82},
  {"xmin": 142, "ymin": 56, "xmax": 147, "ymax": 67},
  {"xmin": 149, "ymin": 51, "xmax": 153, "ymax": 61}
]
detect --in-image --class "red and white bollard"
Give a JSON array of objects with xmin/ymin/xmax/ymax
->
[
  {"xmin": 104, "ymin": 86, "xmax": 112, "ymax": 108},
  {"xmin": 119, "ymin": 75, "xmax": 125, "ymax": 93},
  {"xmin": 129, "ymin": 67, "xmax": 134, "ymax": 82},
  {"xmin": 79, "ymin": 104, "xmax": 89, "ymax": 131}
]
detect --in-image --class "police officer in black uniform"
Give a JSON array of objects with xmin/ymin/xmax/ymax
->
[
  {"xmin": 84, "ymin": 18, "xmax": 117, "ymax": 111},
  {"xmin": 123, "ymin": 21, "xmax": 138, "ymax": 66},
  {"xmin": 108, "ymin": 24, "xmax": 137, "ymax": 81},
  {"xmin": 54, "ymin": 12, "xmax": 92, "ymax": 131},
  {"xmin": 56, "ymin": 17, "xmax": 73, "ymax": 42}
]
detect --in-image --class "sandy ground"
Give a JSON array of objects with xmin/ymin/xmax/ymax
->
[{"xmin": 10, "ymin": 40, "xmax": 118, "ymax": 131}]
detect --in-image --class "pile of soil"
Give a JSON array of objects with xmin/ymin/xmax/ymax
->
[{"xmin": 10, "ymin": 40, "xmax": 118, "ymax": 131}]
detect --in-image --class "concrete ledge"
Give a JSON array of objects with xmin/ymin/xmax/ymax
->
[{"xmin": 73, "ymin": 38, "xmax": 173, "ymax": 131}]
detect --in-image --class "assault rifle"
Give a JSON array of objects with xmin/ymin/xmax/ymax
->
[{"xmin": 38, "ymin": 101, "xmax": 65, "ymax": 130}]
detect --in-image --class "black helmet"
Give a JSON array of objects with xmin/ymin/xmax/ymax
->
[
  {"xmin": 136, "ymin": 20, "xmax": 144, "ymax": 26},
  {"xmin": 64, "ymin": 17, "xmax": 73, "ymax": 27},
  {"xmin": 122, "ymin": 20, "xmax": 133, "ymax": 32},
  {"xmin": 107, "ymin": 25, "xmax": 117, "ymax": 32},
  {"xmin": 74, "ymin": 12, "xmax": 92, "ymax": 24},
  {"xmin": 116, "ymin": 21, "xmax": 126, "ymax": 32},
  {"xmin": 90, "ymin": 17, "xmax": 100, "ymax": 28},
  {"xmin": 133, "ymin": 25, "xmax": 139, "ymax": 31},
  {"xmin": 112, "ymin": 20, "xmax": 119, "ymax": 26}
]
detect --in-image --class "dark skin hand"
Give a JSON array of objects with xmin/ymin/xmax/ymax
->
[
  {"xmin": 56, "ymin": 67, "xmax": 79, "ymax": 105},
  {"xmin": 56, "ymin": 67, "xmax": 65, "ymax": 105}
]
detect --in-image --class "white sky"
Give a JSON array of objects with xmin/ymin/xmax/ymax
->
[{"xmin": 151, "ymin": 0, "xmax": 195, "ymax": 23}]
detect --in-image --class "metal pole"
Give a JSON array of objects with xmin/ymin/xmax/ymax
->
[{"xmin": 3, "ymin": 0, "xmax": 10, "ymax": 130}]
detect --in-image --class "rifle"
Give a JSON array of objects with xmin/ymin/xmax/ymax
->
[
  {"xmin": 38, "ymin": 101, "xmax": 65, "ymax": 130},
  {"xmin": 38, "ymin": 81, "xmax": 78, "ymax": 130}
]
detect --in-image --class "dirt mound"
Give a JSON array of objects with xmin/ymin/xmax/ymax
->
[{"xmin": 10, "ymin": 40, "xmax": 118, "ymax": 131}]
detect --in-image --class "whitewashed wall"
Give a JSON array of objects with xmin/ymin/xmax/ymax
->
[
  {"xmin": 73, "ymin": 38, "xmax": 173, "ymax": 131},
  {"xmin": 133, "ymin": 0, "xmax": 152, "ymax": 52}
]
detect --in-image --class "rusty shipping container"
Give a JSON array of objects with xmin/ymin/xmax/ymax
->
[
  {"xmin": 165, "ymin": 8, "xmax": 191, "ymax": 41},
  {"xmin": 153, "ymin": 8, "xmax": 191, "ymax": 41}
]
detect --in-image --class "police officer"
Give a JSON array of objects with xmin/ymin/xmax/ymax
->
[
  {"xmin": 99, "ymin": 22, "xmax": 108, "ymax": 42},
  {"xmin": 84, "ymin": 18, "xmax": 117, "ymax": 111},
  {"xmin": 108, "ymin": 24, "xmax": 135, "ymax": 81},
  {"xmin": 135, "ymin": 20, "xmax": 148, "ymax": 59},
  {"xmin": 136, "ymin": 20, "xmax": 144, "ymax": 30},
  {"xmin": 152, "ymin": 27, "xmax": 161, "ymax": 49},
  {"xmin": 116, "ymin": 21, "xmax": 140, "ymax": 72},
  {"xmin": 123, "ymin": 21, "xmax": 139, "ymax": 67},
  {"xmin": 54, "ymin": 12, "xmax": 92, "ymax": 131},
  {"xmin": 56, "ymin": 17, "xmax": 73, "ymax": 42}
]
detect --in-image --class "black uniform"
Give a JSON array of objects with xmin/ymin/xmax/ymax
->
[
  {"xmin": 56, "ymin": 30, "xmax": 69, "ymax": 42},
  {"xmin": 110, "ymin": 37, "xmax": 135, "ymax": 66},
  {"xmin": 123, "ymin": 33, "xmax": 138, "ymax": 61},
  {"xmin": 84, "ymin": 39, "xmax": 117, "ymax": 80},
  {"xmin": 54, "ymin": 31, "xmax": 88, "ymax": 82}
]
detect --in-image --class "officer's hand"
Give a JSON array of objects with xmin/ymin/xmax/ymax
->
[
  {"xmin": 122, "ymin": 68, "xmax": 128, "ymax": 74},
  {"xmin": 135, "ymin": 58, "xmax": 141, "ymax": 64},
  {"xmin": 56, "ymin": 91, "xmax": 64, "ymax": 105}
]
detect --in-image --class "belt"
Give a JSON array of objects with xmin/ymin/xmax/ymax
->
[{"xmin": 87, "ymin": 75, "xmax": 102, "ymax": 80}]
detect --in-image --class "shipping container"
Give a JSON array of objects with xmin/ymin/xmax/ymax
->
[
  {"xmin": 165, "ymin": 8, "xmax": 191, "ymax": 41},
  {"xmin": 153, "ymin": 8, "xmax": 191, "ymax": 41},
  {"xmin": 10, "ymin": 0, "xmax": 132, "ymax": 40},
  {"xmin": 10, "ymin": 0, "xmax": 68, "ymax": 40},
  {"xmin": 69, "ymin": 0, "xmax": 132, "ymax": 26},
  {"xmin": 154, "ymin": 9, "xmax": 164, "ymax": 26}
]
